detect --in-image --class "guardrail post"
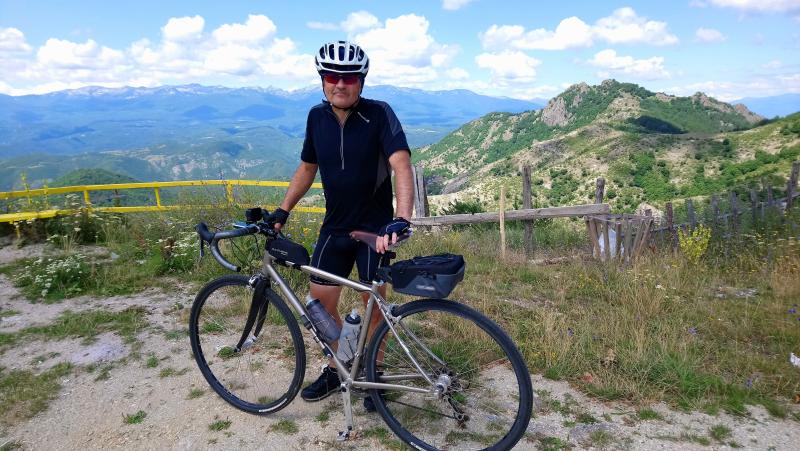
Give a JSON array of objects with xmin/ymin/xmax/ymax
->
[
  {"xmin": 83, "ymin": 190, "xmax": 92, "ymax": 209},
  {"xmin": 225, "ymin": 182, "xmax": 234, "ymax": 204},
  {"xmin": 154, "ymin": 188, "xmax": 162, "ymax": 208}
]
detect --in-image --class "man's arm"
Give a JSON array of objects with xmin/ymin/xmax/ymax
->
[
  {"xmin": 275, "ymin": 161, "xmax": 318, "ymax": 230},
  {"xmin": 376, "ymin": 150, "xmax": 413, "ymax": 253},
  {"xmin": 390, "ymin": 150, "xmax": 414, "ymax": 219}
]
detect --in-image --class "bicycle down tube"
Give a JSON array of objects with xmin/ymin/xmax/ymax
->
[{"xmin": 261, "ymin": 255, "xmax": 435, "ymax": 394}]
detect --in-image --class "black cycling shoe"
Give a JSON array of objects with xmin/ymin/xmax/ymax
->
[
  {"xmin": 364, "ymin": 392, "xmax": 384, "ymax": 412},
  {"xmin": 301, "ymin": 366, "xmax": 341, "ymax": 402}
]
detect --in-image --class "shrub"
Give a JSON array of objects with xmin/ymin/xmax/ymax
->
[
  {"xmin": 678, "ymin": 225, "xmax": 711, "ymax": 265},
  {"xmin": 13, "ymin": 254, "xmax": 91, "ymax": 300}
]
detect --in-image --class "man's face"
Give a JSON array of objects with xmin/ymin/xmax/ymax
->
[{"xmin": 322, "ymin": 73, "xmax": 361, "ymax": 109}]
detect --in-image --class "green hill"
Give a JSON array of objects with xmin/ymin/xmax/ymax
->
[
  {"xmin": 51, "ymin": 168, "xmax": 141, "ymax": 187},
  {"xmin": 414, "ymin": 80, "xmax": 799, "ymax": 213}
]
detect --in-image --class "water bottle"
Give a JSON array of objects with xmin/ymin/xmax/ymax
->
[
  {"xmin": 305, "ymin": 295, "xmax": 341, "ymax": 344},
  {"xmin": 335, "ymin": 309, "xmax": 362, "ymax": 363}
]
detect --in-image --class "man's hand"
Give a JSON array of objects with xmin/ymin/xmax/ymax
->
[
  {"xmin": 265, "ymin": 208, "xmax": 290, "ymax": 231},
  {"xmin": 376, "ymin": 217, "xmax": 411, "ymax": 254}
]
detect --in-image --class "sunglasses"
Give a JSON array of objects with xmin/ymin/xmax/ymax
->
[{"xmin": 322, "ymin": 73, "xmax": 361, "ymax": 85}]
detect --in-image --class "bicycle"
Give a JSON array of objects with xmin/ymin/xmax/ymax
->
[{"xmin": 189, "ymin": 209, "xmax": 533, "ymax": 450}]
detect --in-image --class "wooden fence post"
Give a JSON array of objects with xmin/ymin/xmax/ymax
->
[
  {"xmin": 522, "ymin": 165, "xmax": 534, "ymax": 257},
  {"xmin": 499, "ymin": 186, "xmax": 506, "ymax": 260},
  {"xmin": 412, "ymin": 165, "xmax": 429, "ymax": 218},
  {"xmin": 730, "ymin": 191, "xmax": 739, "ymax": 235},
  {"xmin": 787, "ymin": 161, "xmax": 799, "ymax": 212},
  {"xmin": 665, "ymin": 202, "xmax": 676, "ymax": 250},
  {"xmin": 686, "ymin": 199, "xmax": 696, "ymax": 231},
  {"xmin": 749, "ymin": 188, "xmax": 758, "ymax": 225},
  {"xmin": 711, "ymin": 195, "xmax": 719, "ymax": 228},
  {"xmin": 595, "ymin": 178, "xmax": 605, "ymax": 204}
]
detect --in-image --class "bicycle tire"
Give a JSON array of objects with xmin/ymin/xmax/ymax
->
[
  {"xmin": 190, "ymin": 275, "xmax": 306, "ymax": 414},
  {"xmin": 365, "ymin": 299, "xmax": 532, "ymax": 450}
]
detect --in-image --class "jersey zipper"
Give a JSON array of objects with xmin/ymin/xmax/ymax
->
[{"xmin": 327, "ymin": 109, "xmax": 353, "ymax": 170}]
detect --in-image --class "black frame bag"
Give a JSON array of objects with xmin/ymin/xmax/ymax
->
[{"xmin": 385, "ymin": 253, "xmax": 465, "ymax": 298}]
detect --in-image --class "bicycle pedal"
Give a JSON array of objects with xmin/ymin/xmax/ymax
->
[{"xmin": 336, "ymin": 428, "xmax": 352, "ymax": 441}]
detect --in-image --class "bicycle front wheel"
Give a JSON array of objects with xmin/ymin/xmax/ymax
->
[
  {"xmin": 365, "ymin": 299, "xmax": 532, "ymax": 451},
  {"xmin": 190, "ymin": 275, "xmax": 305, "ymax": 414}
]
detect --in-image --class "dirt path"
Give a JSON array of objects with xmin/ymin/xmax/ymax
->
[{"xmin": 1, "ymin": 245, "xmax": 799, "ymax": 450}]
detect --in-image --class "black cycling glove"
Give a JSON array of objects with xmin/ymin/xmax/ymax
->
[
  {"xmin": 378, "ymin": 217, "xmax": 411, "ymax": 237},
  {"xmin": 265, "ymin": 207, "xmax": 290, "ymax": 226}
]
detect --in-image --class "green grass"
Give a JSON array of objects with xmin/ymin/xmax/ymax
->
[
  {"xmin": 269, "ymin": 419, "xmax": 298, "ymax": 434},
  {"xmin": 145, "ymin": 354, "xmax": 159, "ymax": 368},
  {"xmin": 709, "ymin": 424, "xmax": 732, "ymax": 442},
  {"xmin": 637, "ymin": 408, "xmax": 663, "ymax": 421},
  {"xmin": 589, "ymin": 429, "xmax": 615, "ymax": 447},
  {"xmin": 0, "ymin": 363, "xmax": 72, "ymax": 426},
  {"xmin": 158, "ymin": 367, "xmax": 189, "ymax": 378},
  {"xmin": 123, "ymin": 410, "xmax": 147, "ymax": 424},
  {"xmin": 535, "ymin": 436, "xmax": 570, "ymax": 450},
  {"xmin": 187, "ymin": 388, "xmax": 205, "ymax": 399},
  {"xmin": 0, "ymin": 309, "xmax": 19, "ymax": 318},
  {"xmin": 208, "ymin": 419, "xmax": 231, "ymax": 431}
]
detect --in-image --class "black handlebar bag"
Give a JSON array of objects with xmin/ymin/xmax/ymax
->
[{"xmin": 386, "ymin": 253, "xmax": 465, "ymax": 298}]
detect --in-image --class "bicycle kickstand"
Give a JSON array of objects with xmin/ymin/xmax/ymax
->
[{"xmin": 337, "ymin": 383, "xmax": 354, "ymax": 441}]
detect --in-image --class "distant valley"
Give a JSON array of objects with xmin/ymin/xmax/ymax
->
[{"xmin": 0, "ymin": 84, "xmax": 540, "ymax": 190}]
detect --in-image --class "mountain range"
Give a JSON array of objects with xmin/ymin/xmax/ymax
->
[
  {"xmin": 414, "ymin": 79, "xmax": 799, "ymax": 214},
  {"xmin": 0, "ymin": 84, "xmax": 541, "ymax": 190}
]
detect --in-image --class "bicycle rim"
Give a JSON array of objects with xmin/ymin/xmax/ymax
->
[
  {"xmin": 366, "ymin": 299, "xmax": 532, "ymax": 450},
  {"xmin": 190, "ymin": 275, "xmax": 305, "ymax": 414}
]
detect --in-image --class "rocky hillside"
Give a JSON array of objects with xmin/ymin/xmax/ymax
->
[{"xmin": 414, "ymin": 80, "xmax": 799, "ymax": 213}]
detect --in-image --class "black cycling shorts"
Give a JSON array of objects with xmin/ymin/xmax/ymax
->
[{"xmin": 309, "ymin": 231, "xmax": 380, "ymax": 286}]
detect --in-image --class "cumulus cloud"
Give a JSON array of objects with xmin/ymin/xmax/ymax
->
[
  {"xmin": 695, "ymin": 27, "xmax": 726, "ymax": 43},
  {"xmin": 341, "ymin": 11, "xmax": 381, "ymax": 33},
  {"xmin": 481, "ymin": 17, "xmax": 593, "ymax": 51},
  {"xmin": 442, "ymin": 0, "xmax": 475, "ymax": 10},
  {"xmin": 763, "ymin": 59, "xmax": 782, "ymax": 69},
  {"xmin": 1, "ymin": 14, "xmax": 316, "ymax": 94},
  {"xmin": 480, "ymin": 7, "xmax": 678, "ymax": 51},
  {"xmin": 353, "ymin": 14, "xmax": 459, "ymax": 85},
  {"xmin": 593, "ymin": 8, "xmax": 678, "ymax": 46},
  {"xmin": 708, "ymin": 0, "xmax": 800, "ymax": 12},
  {"xmin": 588, "ymin": 49, "xmax": 669, "ymax": 80},
  {"xmin": 475, "ymin": 51, "xmax": 540, "ymax": 84},
  {"xmin": 0, "ymin": 27, "xmax": 32, "ymax": 53}
]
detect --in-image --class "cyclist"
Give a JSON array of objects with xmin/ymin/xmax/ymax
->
[{"xmin": 267, "ymin": 40, "xmax": 414, "ymax": 411}]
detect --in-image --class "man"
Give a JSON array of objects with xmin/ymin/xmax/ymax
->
[{"xmin": 267, "ymin": 41, "xmax": 414, "ymax": 411}]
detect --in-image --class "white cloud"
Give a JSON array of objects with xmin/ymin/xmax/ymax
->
[
  {"xmin": 475, "ymin": 51, "xmax": 540, "ymax": 84},
  {"xmin": 663, "ymin": 73, "xmax": 800, "ymax": 101},
  {"xmin": 763, "ymin": 59, "xmax": 782, "ymax": 69},
  {"xmin": 0, "ymin": 27, "xmax": 32, "ymax": 53},
  {"xmin": 695, "ymin": 27, "xmax": 726, "ymax": 43},
  {"xmin": 212, "ymin": 15, "xmax": 276, "ymax": 44},
  {"xmin": 709, "ymin": 0, "xmax": 800, "ymax": 12},
  {"xmin": 480, "ymin": 7, "xmax": 677, "ymax": 51},
  {"xmin": 162, "ymin": 16, "xmax": 205, "ymax": 42},
  {"xmin": 446, "ymin": 67, "xmax": 470, "ymax": 79},
  {"xmin": 689, "ymin": 0, "xmax": 708, "ymax": 7},
  {"xmin": 341, "ymin": 11, "xmax": 380, "ymax": 33},
  {"xmin": 481, "ymin": 17, "xmax": 592, "ymax": 51},
  {"xmin": 1, "ymin": 15, "xmax": 316, "ymax": 95},
  {"xmin": 593, "ymin": 8, "xmax": 678, "ymax": 46},
  {"xmin": 354, "ymin": 14, "xmax": 458, "ymax": 85},
  {"xmin": 442, "ymin": 0, "xmax": 475, "ymax": 10},
  {"xmin": 588, "ymin": 49, "xmax": 670, "ymax": 80}
]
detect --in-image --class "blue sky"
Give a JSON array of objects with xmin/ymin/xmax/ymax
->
[{"xmin": 1, "ymin": 0, "xmax": 798, "ymax": 100}]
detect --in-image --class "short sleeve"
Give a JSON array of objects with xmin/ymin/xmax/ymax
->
[
  {"xmin": 300, "ymin": 112, "xmax": 317, "ymax": 164},
  {"xmin": 378, "ymin": 102, "xmax": 410, "ymax": 158}
]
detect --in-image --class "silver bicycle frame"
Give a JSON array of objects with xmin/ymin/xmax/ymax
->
[{"xmin": 260, "ymin": 252, "xmax": 435, "ymax": 395}]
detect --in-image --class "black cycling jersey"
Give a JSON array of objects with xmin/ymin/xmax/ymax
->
[{"xmin": 301, "ymin": 97, "xmax": 409, "ymax": 234}]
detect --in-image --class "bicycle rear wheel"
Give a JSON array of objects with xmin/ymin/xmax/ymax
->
[
  {"xmin": 365, "ymin": 299, "xmax": 532, "ymax": 450},
  {"xmin": 190, "ymin": 275, "xmax": 305, "ymax": 414}
]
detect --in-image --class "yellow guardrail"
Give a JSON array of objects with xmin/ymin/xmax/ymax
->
[{"xmin": 0, "ymin": 179, "xmax": 325, "ymax": 224}]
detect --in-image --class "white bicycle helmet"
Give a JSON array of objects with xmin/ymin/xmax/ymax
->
[{"xmin": 315, "ymin": 41, "xmax": 369, "ymax": 77}]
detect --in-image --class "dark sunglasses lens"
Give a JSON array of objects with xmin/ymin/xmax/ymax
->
[{"xmin": 324, "ymin": 74, "xmax": 359, "ymax": 85}]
